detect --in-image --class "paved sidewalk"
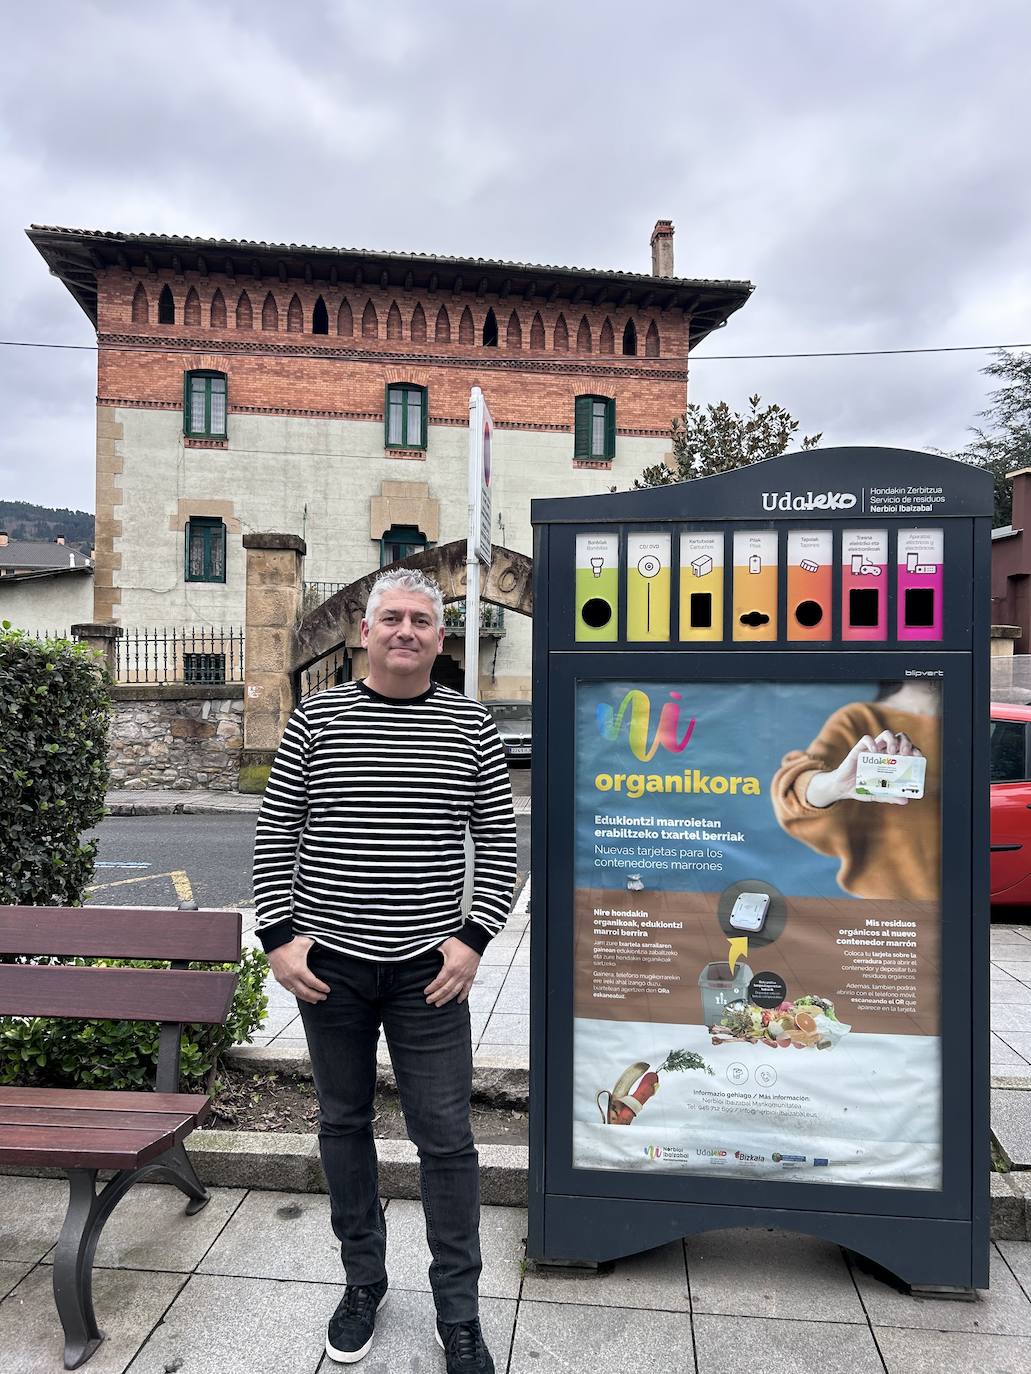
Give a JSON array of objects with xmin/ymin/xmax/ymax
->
[{"xmin": 2, "ymin": 1175, "xmax": 1029, "ymax": 1373}]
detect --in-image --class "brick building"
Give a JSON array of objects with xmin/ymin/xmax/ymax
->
[{"xmin": 28, "ymin": 221, "xmax": 752, "ymax": 696}]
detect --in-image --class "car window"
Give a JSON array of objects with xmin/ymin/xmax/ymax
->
[
  {"xmin": 488, "ymin": 704, "xmax": 531, "ymax": 721},
  {"xmin": 990, "ymin": 719, "xmax": 1029, "ymax": 782}
]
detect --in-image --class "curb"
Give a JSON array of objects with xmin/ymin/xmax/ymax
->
[{"xmin": 105, "ymin": 801, "xmax": 262, "ymax": 816}]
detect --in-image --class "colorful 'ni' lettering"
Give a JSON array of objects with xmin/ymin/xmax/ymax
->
[{"xmin": 596, "ymin": 690, "xmax": 695, "ymax": 761}]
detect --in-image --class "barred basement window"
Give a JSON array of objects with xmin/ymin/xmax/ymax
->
[
  {"xmin": 574, "ymin": 395, "xmax": 615, "ymax": 461},
  {"xmin": 183, "ymin": 652, "xmax": 226, "ymax": 684},
  {"xmin": 384, "ymin": 384, "xmax": 428, "ymax": 450},
  {"xmin": 183, "ymin": 371, "xmax": 227, "ymax": 439},
  {"xmin": 185, "ymin": 517, "xmax": 227, "ymax": 583}
]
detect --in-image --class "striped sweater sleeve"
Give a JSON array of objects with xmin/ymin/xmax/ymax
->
[
  {"xmin": 456, "ymin": 711, "xmax": 518, "ymax": 955},
  {"xmin": 252, "ymin": 704, "xmax": 311, "ymax": 953}
]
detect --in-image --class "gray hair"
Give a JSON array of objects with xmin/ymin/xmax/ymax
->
[{"xmin": 365, "ymin": 567, "xmax": 445, "ymax": 630}]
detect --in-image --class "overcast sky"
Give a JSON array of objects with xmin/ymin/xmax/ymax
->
[{"xmin": 2, "ymin": 0, "xmax": 1028, "ymax": 512}]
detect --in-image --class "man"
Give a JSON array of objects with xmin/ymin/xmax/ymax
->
[{"xmin": 253, "ymin": 568, "xmax": 517, "ymax": 1372}]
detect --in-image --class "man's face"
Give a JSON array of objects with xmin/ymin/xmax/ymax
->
[{"xmin": 361, "ymin": 589, "xmax": 444, "ymax": 681}]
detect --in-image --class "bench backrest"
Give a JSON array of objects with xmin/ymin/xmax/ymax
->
[{"xmin": 0, "ymin": 906, "xmax": 241, "ymax": 1026}]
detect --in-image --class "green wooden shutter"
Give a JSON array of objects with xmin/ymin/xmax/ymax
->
[
  {"xmin": 605, "ymin": 398, "xmax": 616, "ymax": 459},
  {"xmin": 384, "ymin": 384, "xmax": 392, "ymax": 447},
  {"xmin": 183, "ymin": 372, "xmax": 191, "ymax": 435},
  {"xmin": 419, "ymin": 386, "xmax": 428, "ymax": 449},
  {"xmin": 574, "ymin": 396, "xmax": 591, "ymax": 459}
]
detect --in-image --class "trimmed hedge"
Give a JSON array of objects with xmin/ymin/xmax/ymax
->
[{"xmin": 0, "ymin": 624, "xmax": 111, "ymax": 905}]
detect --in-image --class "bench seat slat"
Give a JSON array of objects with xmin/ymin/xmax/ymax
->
[
  {"xmin": 0, "ymin": 965, "xmax": 236, "ymax": 1023},
  {"xmin": 0, "ymin": 1107, "xmax": 200, "ymax": 1132},
  {"xmin": 0, "ymin": 1087, "xmax": 209, "ymax": 1113},
  {"xmin": 0, "ymin": 1124, "xmax": 182, "ymax": 1169},
  {"xmin": 0, "ymin": 906, "xmax": 242, "ymax": 962}
]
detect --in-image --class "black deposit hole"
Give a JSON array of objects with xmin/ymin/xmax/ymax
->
[
  {"xmin": 849, "ymin": 588, "xmax": 880, "ymax": 627},
  {"xmin": 689, "ymin": 592, "xmax": 712, "ymax": 628},
  {"xmin": 794, "ymin": 599, "xmax": 824, "ymax": 628},
  {"xmin": 739, "ymin": 610, "xmax": 770, "ymax": 627},
  {"xmin": 904, "ymin": 587, "xmax": 935, "ymax": 628},
  {"xmin": 581, "ymin": 597, "xmax": 613, "ymax": 629}
]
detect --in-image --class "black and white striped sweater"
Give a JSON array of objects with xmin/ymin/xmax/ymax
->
[{"xmin": 252, "ymin": 681, "xmax": 517, "ymax": 961}]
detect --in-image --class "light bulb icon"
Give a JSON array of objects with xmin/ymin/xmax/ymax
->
[{"xmin": 590, "ymin": 557, "xmax": 604, "ymax": 578}]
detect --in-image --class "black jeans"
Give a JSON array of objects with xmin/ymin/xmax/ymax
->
[{"xmin": 297, "ymin": 944, "xmax": 481, "ymax": 1324}]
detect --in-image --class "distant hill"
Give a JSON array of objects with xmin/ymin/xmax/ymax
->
[{"xmin": 0, "ymin": 502, "xmax": 94, "ymax": 559}]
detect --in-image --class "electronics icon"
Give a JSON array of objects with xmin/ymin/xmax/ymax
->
[
  {"xmin": 748, "ymin": 554, "xmax": 762, "ymax": 574},
  {"xmin": 729, "ymin": 891, "xmax": 771, "ymax": 933}
]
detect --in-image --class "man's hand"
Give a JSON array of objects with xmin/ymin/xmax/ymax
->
[
  {"xmin": 806, "ymin": 730, "xmax": 921, "ymax": 809},
  {"xmin": 268, "ymin": 936, "xmax": 331, "ymax": 1004},
  {"xmin": 425, "ymin": 937, "xmax": 481, "ymax": 1007}
]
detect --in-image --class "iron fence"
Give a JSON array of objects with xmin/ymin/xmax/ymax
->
[
  {"xmin": 443, "ymin": 600, "xmax": 505, "ymax": 634},
  {"xmin": 114, "ymin": 626, "xmax": 245, "ymax": 685},
  {"xmin": 297, "ymin": 647, "xmax": 350, "ymax": 701}
]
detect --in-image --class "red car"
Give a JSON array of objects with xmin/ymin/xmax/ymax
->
[{"xmin": 991, "ymin": 702, "xmax": 1031, "ymax": 905}]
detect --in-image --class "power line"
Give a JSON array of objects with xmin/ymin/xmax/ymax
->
[{"xmin": 0, "ymin": 338, "xmax": 1028, "ymax": 361}]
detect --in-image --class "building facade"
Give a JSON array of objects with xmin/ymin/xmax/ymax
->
[{"xmin": 30, "ymin": 222, "xmax": 752, "ymax": 697}]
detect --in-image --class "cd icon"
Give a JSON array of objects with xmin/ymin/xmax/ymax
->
[{"xmin": 637, "ymin": 554, "xmax": 661, "ymax": 578}]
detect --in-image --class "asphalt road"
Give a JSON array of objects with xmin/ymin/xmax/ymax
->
[{"xmin": 85, "ymin": 809, "xmax": 532, "ymax": 909}]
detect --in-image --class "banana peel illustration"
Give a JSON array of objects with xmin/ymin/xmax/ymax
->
[{"xmin": 596, "ymin": 1061, "xmax": 656, "ymax": 1125}]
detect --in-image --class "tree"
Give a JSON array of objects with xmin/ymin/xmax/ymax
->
[
  {"xmin": 631, "ymin": 394, "xmax": 821, "ymax": 489},
  {"xmin": 955, "ymin": 351, "xmax": 1031, "ymax": 527}
]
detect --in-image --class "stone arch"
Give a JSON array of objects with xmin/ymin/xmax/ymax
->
[
  {"xmin": 506, "ymin": 310, "xmax": 522, "ymax": 349},
  {"xmin": 435, "ymin": 305, "xmax": 451, "ymax": 342},
  {"xmin": 131, "ymin": 283, "xmax": 149, "ymax": 324},
  {"xmin": 411, "ymin": 302, "xmax": 427, "ymax": 342},
  {"xmin": 262, "ymin": 292, "xmax": 279, "ymax": 331},
  {"xmin": 184, "ymin": 287, "xmax": 201, "ymax": 327},
  {"xmin": 553, "ymin": 313, "xmax": 569, "ymax": 352},
  {"xmin": 576, "ymin": 315, "xmax": 592, "ymax": 353},
  {"xmin": 530, "ymin": 311, "xmax": 545, "ymax": 349},
  {"xmin": 236, "ymin": 291, "xmax": 253, "ymax": 329},
  {"xmin": 459, "ymin": 306, "xmax": 474, "ymax": 345},
  {"xmin": 210, "ymin": 288, "xmax": 227, "ymax": 328},
  {"xmin": 362, "ymin": 300, "xmax": 379, "ymax": 338},
  {"xmin": 386, "ymin": 300, "xmax": 403, "ymax": 340},
  {"xmin": 337, "ymin": 298, "xmax": 353, "ymax": 336}
]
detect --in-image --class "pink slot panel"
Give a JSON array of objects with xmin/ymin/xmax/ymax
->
[
  {"xmin": 897, "ymin": 530, "xmax": 943, "ymax": 641},
  {"xmin": 841, "ymin": 531, "xmax": 887, "ymax": 641}
]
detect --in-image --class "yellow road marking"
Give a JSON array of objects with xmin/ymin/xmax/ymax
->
[
  {"xmin": 86, "ymin": 869, "xmax": 194, "ymax": 900},
  {"xmin": 171, "ymin": 870, "xmax": 194, "ymax": 903}
]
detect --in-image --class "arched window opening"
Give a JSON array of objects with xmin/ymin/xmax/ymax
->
[
  {"xmin": 645, "ymin": 320, "xmax": 660, "ymax": 357},
  {"xmin": 158, "ymin": 284, "xmax": 175, "ymax": 325},
  {"xmin": 184, "ymin": 288, "xmax": 201, "ymax": 328},
  {"xmin": 236, "ymin": 292, "xmax": 253, "ymax": 329},
  {"xmin": 482, "ymin": 307, "xmax": 498, "ymax": 347},
  {"xmin": 131, "ymin": 283, "xmax": 149, "ymax": 325},
  {"xmin": 262, "ymin": 293, "xmax": 279, "ymax": 331},
  {"xmin": 435, "ymin": 305, "xmax": 451, "ymax": 343},
  {"xmin": 459, "ymin": 307, "xmax": 474, "ymax": 345},
  {"xmin": 387, "ymin": 301, "xmax": 403, "ymax": 340},
  {"xmin": 622, "ymin": 318, "xmax": 637, "ymax": 356},
  {"xmin": 337, "ymin": 298, "xmax": 353, "ymax": 337},
  {"xmin": 576, "ymin": 316, "xmax": 592, "ymax": 353},
  {"xmin": 553, "ymin": 314, "xmax": 569, "ymax": 352},
  {"xmin": 411, "ymin": 303, "xmax": 427, "ymax": 343},
  {"xmin": 506, "ymin": 311, "xmax": 522, "ymax": 349},
  {"xmin": 210, "ymin": 289, "xmax": 227, "ymax": 329},
  {"xmin": 599, "ymin": 317, "xmax": 615, "ymax": 354},
  {"xmin": 287, "ymin": 294, "xmax": 303, "ymax": 333},
  {"xmin": 312, "ymin": 296, "xmax": 329, "ymax": 335},
  {"xmin": 380, "ymin": 524, "xmax": 426, "ymax": 567},
  {"xmin": 362, "ymin": 300, "xmax": 379, "ymax": 339},
  {"xmin": 530, "ymin": 311, "xmax": 545, "ymax": 350}
]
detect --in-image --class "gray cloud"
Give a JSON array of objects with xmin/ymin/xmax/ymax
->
[{"xmin": 2, "ymin": 0, "xmax": 1029, "ymax": 508}]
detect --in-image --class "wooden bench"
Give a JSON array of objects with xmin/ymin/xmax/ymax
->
[{"xmin": 0, "ymin": 904, "xmax": 241, "ymax": 1370}]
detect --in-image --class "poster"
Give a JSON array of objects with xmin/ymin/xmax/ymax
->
[{"xmin": 572, "ymin": 678, "xmax": 943, "ymax": 1190}]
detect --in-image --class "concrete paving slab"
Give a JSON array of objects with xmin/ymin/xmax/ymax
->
[
  {"xmin": 992, "ymin": 1035, "xmax": 1030, "ymax": 1070},
  {"xmin": 480, "ymin": 942, "xmax": 519, "ymax": 965},
  {"xmin": 0, "ymin": 1176, "xmax": 68, "ymax": 1262},
  {"xmin": 993, "ymin": 1088, "xmax": 1031, "ymax": 1167},
  {"xmin": 0, "ymin": 1263, "xmax": 186, "ymax": 1374},
  {"xmin": 994, "ymin": 1006, "xmax": 1031, "ymax": 1032},
  {"xmin": 992, "ymin": 930, "xmax": 1031, "ymax": 945},
  {"xmin": 468, "ymin": 983, "xmax": 501, "ymax": 1013},
  {"xmin": 124, "ymin": 1273, "xmax": 336, "ymax": 1374},
  {"xmin": 472, "ymin": 964, "xmax": 511, "ymax": 988},
  {"xmin": 0, "ymin": 1260, "xmax": 35, "ymax": 1301},
  {"xmin": 999, "ymin": 1240, "xmax": 1031, "ymax": 1298},
  {"xmin": 523, "ymin": 1240, "xmax": 689, "ymax": 1310},
  {"xmin": 198, "ymin": 1189, "xmax": 342, "ymax": 1282},
  {"xmin": 491, "ymin": 984, "xmax": 533, "ymax": 1015},
  {"xmin": 383, "ymin": 1199, "xmax": 525, "ymax": 1299},
  {"xmin": 685, "ymin": 1228, "xmax": 865, "ymax": 1323},
  {"xmin": 480, "ymin": 1013, "xmax": 530, "ymax": 1045},
  {"xmin": 998, "ymin": 1032, "xmax": 1031, "ymax": 1062},
  {"xmin": 994, "ymin": 960, "xmax": 1031, "ymax": 977},
  {"xmin": 991, "ymin": 981, "xmax": 1031, "ymax": 1005},
  {"xmin": 314, "ymin": 1289, "xmax": 516, "ymax": 1374},
  {"xmin": 694, "ymin": 1313, "xmax": 882, "ymax": 1373},
  {"xmin": 854, "ymin": 1246, "xmax": 1031, "ymax": 1334},
  {"xmin": 510, "ymin": 1300, "xmax": 695, "ymax": 1373},
  {"xmin": 875, "ymin": 1325, "xmax": 1031, "ymax": 1373},
  {"xmin": 34, "ymin": 1183, "xmax": 246, "ymax": 1274}
]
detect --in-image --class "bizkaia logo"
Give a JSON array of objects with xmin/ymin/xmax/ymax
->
[
  {"xmin": 596, "ymin": 689, "xmax": 696, "ymax": 762},
  {"xmin": 734, "ymin": 1151, "xmax": 766, "ymax": 1163},
  {"xmin": 761, "ymin": 490, "xmax": 858, "ymax": 511}
]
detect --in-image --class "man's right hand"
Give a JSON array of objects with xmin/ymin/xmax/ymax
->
[{"xmin": 267, "ymin": 936, "xmax": 331, "ymax": 1004}]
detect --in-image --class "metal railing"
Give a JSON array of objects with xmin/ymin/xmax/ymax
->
[
  {"xmin": 297, "ymin": 648, "xmax": 350, "ymax": 701},
  {"xmin": 443, "ymin": 600, "xmax": 505, "ymax": 634},
  {"xmin": 114, "ymin": 626, "xmax": 245, "ymax": 685}
]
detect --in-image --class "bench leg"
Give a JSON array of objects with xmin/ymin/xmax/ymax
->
[
  {"xmin": 53, "ymin": 1168, "xmax": 136, "ymax": 1369},
  {"xmin": 141, "ymin": 1141, "xmax": 210, "ymax": 1215}
]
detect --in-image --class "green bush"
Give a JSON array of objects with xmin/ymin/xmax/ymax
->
[
  {"xmin": 0, "ymin": 624, "xmax": 111, "ymax": 905},
  {"xmin": 0, "ymin": 945, "xmax": 269, "ymax": 1093}
]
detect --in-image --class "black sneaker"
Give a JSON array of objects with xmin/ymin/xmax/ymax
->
[
  {"xmin": 434, "ymin": 1318, "xmax": 495, "ymax": 1373},
  {"xmin": 325, "ymin": 1279, "xmax": 388, "ymax": 1363}
]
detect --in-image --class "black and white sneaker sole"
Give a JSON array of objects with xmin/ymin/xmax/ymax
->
[{"xmin": 324, "ymin": 1292, "xmax": 389, "ymax": 1364}]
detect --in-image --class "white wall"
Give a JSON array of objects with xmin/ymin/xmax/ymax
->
[{"xmin": 0, "ymin": 573, "xmax": 94, "ymax": 637}]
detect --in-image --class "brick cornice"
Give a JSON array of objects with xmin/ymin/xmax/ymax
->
[{"xmin": 97, "ymin": 332, "xmax": 689, "ymax": 383}]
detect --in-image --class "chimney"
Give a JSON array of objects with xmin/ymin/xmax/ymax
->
[
  {"xmin": 1009, "ymin": 468, "xmax": 1031, "ymax": 532},
  {"xmin": 54, "ymin": 535, "xmax": 65, "ymax": 545},
  {"xmin": 0, "ymin": 531, "xmax": 7, "ymax": 547},
  {"xmin": 650, "ymin": 219, "xmax": 675, "ymax": 278},
  {"xmin": 68, "ymin": 552, "xmax": 76, "ymax": 567}
]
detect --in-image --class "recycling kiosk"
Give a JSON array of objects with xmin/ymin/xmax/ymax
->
[{"xmin": 527, "ymin": 447, "xmax": 991, "ymax": 1290}]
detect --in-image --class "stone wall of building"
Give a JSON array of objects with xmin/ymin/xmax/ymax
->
[{"xmin": 108, "ymin": 684, "xmax": 244, "ymax": 790}]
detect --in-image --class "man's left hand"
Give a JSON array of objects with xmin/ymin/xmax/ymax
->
[{"xmin": 425, "ymin": 937, "xmax": 481, "ymax": 1006}]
